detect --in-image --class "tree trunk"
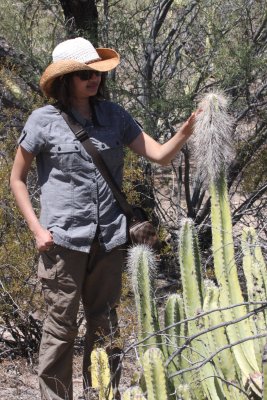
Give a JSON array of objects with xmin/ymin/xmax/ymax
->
[{"xmin": 59, "ymin": 0, "xmax": 98, "ymax": 44}]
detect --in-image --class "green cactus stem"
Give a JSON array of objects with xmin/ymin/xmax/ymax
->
[
  {"xmin": 177, "ymin": 384, "xmax": 192, "ymax": 400},
  {"xmin": 143, "ymin": 347, "xmax": 169, "ymax": 400},
  {"xmin": 241, "ymin": 227, "xmax": 267, "ymax": 365},
  {"xmin": 164, "ymin": 294, "xmax": 185, "ymax": 384},
  {"xmin": 241, "ymin": 227, "xmax": 267, "ymax": 308},
  {"xmin": 91, "ymin": 348, "xmax": 113, "ymax": 400},
  {"xmin": 127, "ymin": 245, "xmax": 162, "ymax": 357},
  {"xmin": 262, "ymin": 343, "xmax": 267, "ymax": 400},
  {"xmin": 179, "ymin": 219, "xmax": 226, "ymax": 399},
  {"xmin": 203, "ymin": 280, "xmax": 245, "ymax": 399},
  {"xmin": 192, "ymin": 90, "xmax": 263, "ymax": 397},
  {"xmin": 179, "ymin": 219, "xmax": 204, "ymax": 318},
  {"xmin": 210, "ymin": 171, "xmax": 260, "ymax": 380}
]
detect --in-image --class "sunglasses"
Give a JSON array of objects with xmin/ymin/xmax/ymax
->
[{"xmin": 74, "ymin": 70, "xmax": 102, "ymax": 81}]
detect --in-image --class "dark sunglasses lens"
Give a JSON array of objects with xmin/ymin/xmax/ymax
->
[{"xmin": 75, "ymin": 70, "xmax": 101, "ymax": 80}]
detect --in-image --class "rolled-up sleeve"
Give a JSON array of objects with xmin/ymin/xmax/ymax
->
[
  {"xmin": 121, "ymin": 108, "xmax": 143, "ymax": 145},
  {"xmin": 18, "ymin": 110, "xmax": 48, "ymax": 155}
]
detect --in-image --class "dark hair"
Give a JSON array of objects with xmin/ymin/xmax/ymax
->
[{"xmin": 50, "ymin": 72, "xmax": 108, "ymax": 111}]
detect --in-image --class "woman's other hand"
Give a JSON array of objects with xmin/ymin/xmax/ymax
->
[{"xmin": 34, "ymin": 227, "xmax": 54, "ymax": 252}]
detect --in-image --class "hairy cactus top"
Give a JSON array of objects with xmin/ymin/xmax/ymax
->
[{"xmin": 192, "ymin": 91, "xmax": 235, "ymax": 185}]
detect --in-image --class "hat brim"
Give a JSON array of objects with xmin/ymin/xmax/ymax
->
[{"xmin": 40, "ymin": 48, "xmax": 120, "ymax": 98}]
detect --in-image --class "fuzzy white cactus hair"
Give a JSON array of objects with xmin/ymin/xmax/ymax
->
[
  {"xmin": 192, "ymin": 90, "xmax": 235, "ymax": 185},
  {"xmin": 127, "ymin": 244, "xmax": 157, "ymax": 296}
]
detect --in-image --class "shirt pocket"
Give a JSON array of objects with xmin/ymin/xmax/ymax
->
[
  {"xmin": 51, "ymin": 143, "xmax": 82, "ymax": 171},
  {"xmin": 94, "ymin": 134, "xmax": 124, "ymax": 170}
]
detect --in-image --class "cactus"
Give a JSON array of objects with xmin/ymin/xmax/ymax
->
[
  {"xmin": 241, "ymin": 227, "xmax": 267, "ymax": 365},
  {"xmin": 143, "ymin": 347, "xmax": 169, "ymax": 400},
  {"xmin": 241, "ymin": 227, "xmax": 267, "ymax": 306},
  {"xmin": 262, "ymin": 343, "xmax": 267, "ymax": 399},
  {"xmin": 177, "ymin": 384, "xmax": 192, "ymax": 400},
  {"xmin": 126, "ymin": 103, "xmax": 267, "ymax": 399},
  {"xmin": 91, "ymin": 348, "xmax": 113, "ymax": 400},
  {"xmin": 179, "ymin": 219, "xmax": 204, "ymax": 318},
  {"xmin": 122, "ymin": 386, "xmax": 146, "ymax": 399},
  {"xmin": 127, "ymin": 245, "xmax": 162, "ymax": 356},
  {"xmin": 202, "ymin": 280, "xmax": 237, "ymax": 380},
  {"xmin": 203, "ymin": 280, "xmax": 245, "ymax": 399},
  {"xmin": 210, "ymin": 168, "xmax": 260, "ymax": 378},
  {"xmin": 193, "ymin": 92, "xmax": 261, "ymax": 387},
  {"xmin": 164, "ymin": 294, "xmax": 187, "ymax": 391},
  {"xmin": 179, "ymin": 218, "xmax": 226, "ymax": 399}
]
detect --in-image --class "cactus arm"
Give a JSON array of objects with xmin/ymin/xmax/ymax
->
[
  {"xmin": 164, "ymin": 294, "xmax": 190, "ymax": 393},
  {"xmin": 91, "ymin": 348, "xmax": 113, "ymax": 400},
  {"xmin": 242, "ymin": 227, "xmax": 267, "ymax": 306},
  {"xmin": 241, "ymin": 227, "xmax": 267, "ymax": 365},
  {"xmin": 203, "ymin": 280, "xmax": 247, "ymax": 399},
  {"xmin": 203, "ymin": 281, "xmax": 237, "ymax": 380},
  {"xmin": 143, "ymin": 348, "xmax": 169, "ymax": 400},
  {"xmin": 179, "ymin": 219, "xmax": 204, "ymax": 317}
]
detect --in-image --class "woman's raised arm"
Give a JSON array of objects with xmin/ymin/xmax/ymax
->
[{"xmin": 129, "ymin": 111, "xmax": 197, "ymax": 166}]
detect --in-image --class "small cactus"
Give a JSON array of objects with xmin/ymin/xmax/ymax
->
[
  {"xmin": 122, "ymin": 386, "xmax": 146, "ymax": 399},
  {"xmin": 143, "ymin": 347, "xmax": 169, "ymax": 400},
  {"xmin": 127, "ymin": 245, "xmax": 162, "ymax": 356},
  {"xmin": 91, "ymin": 348, "xmax": 113, "ymax": 400}
]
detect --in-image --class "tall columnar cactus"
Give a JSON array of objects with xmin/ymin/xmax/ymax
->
[
  {"xmin": 143, "ymin": 347, "xmax": 169, "ymax": 400},
  {"xmin": 179, "ymin": 218, "xmax": 226, "ymax": 399},
  {"xmin": 127, "ymin": 245, "xmax": 162, "ymax": 357},
  {"xmin": 192, "ymin": 91, "xmax": 263, "ymax": 397},
  {"xmin": 91, "ymin": 348, "xmax": 113, "ymax": 400}
]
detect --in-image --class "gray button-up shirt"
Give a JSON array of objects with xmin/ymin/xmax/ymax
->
[{"xmin": 19, "ymin": 100, "xmax": 142, "ymax": 253}]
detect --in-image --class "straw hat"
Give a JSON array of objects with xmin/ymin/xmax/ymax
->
[{"xmin": 40, "ymin": 37, "xmax": 120, "ymax": 98}]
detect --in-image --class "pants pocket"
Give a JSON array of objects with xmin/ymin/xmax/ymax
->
[{"xmin": 38, "ymin": 246, "xmax": 60, "ymax": 305}]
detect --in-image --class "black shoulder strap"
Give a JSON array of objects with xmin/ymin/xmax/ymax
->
[{"xmin": 60, "ymin": 109, "xmax": 134, "ymax": 218}]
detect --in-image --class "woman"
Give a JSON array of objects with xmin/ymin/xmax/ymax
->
[{"xmin": 10, "ymin": 37, "xmax": 197, "ymax": 400}]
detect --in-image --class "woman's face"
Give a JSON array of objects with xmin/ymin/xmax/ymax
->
[{"xmin": 70, "ymin": 70, "xmax": 102, "ymax": 99}]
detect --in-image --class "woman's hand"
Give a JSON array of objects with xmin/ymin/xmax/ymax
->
[
  {"xmin": 180, "ymin": 109, "xmax": 202, "ymax": 138},
  {"xmin": 34, "ymin": 227, "xmax": 54, "ymax": 252}
]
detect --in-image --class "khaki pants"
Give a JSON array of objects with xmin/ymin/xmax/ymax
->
[{"xmin": 37, "ymin": 239, "xmax": 125, "ymax": 400}]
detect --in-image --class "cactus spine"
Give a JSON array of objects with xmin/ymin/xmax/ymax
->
[
  {"xmin": 143, "ymin": 347, "xmax": 169, "ymax": 400},
  {"xmin": 127, "ymin": 245, "xmax": 162, "ymax": 356},
  {"xmin": 91, "ymin": 348, "xmax": 113, "ymax": 400}
]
